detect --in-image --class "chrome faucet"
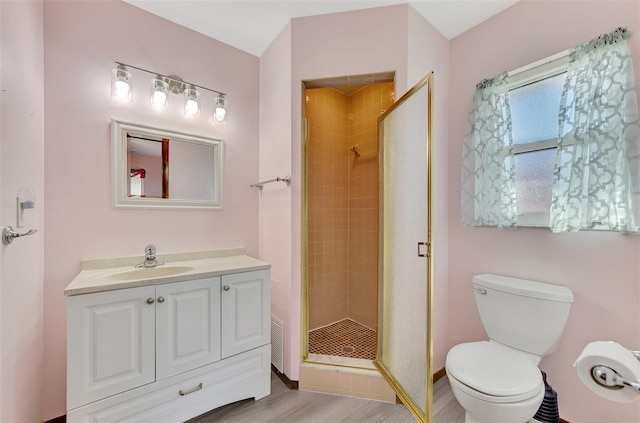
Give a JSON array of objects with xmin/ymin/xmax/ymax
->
[{"xmin": 135, "ymin": 244, "xmax": 165, "ymax": 268}]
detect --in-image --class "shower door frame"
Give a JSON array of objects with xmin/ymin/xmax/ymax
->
[{"xmin": 374, "ymin": 72, "xmax": 434, "ymax": 423}]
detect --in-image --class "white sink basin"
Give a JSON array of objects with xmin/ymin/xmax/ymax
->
[{"xmin": 104, "ymin": 266, "xmax": 194, "ymax": 281}]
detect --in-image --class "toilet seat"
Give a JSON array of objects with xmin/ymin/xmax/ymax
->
[{"xmin": 446, "ymin": 341, "xmax": 543, "ymax": 403}]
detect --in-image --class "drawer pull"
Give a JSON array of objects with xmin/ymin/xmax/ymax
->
[{"xmin": 179, "ymin": 382, "xmax": 203, "ymax": 396}]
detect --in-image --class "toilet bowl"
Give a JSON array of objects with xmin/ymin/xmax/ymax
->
[
  {"xmin": 446, "ymin": 274, "xmax": 573, "ymax": 423},
  {"xmin": 446, "ymin": 341, "xmax": 545, "ymax": 423}
]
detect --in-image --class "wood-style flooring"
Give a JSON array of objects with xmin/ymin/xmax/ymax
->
[{"xmin": 188, "ymin": 371, "xmax": 465, "ymax": 423}]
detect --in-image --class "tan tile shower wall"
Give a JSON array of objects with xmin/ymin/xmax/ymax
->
[
  {"xmin": 307, "ymin": 88, "xmax": 350, "ymax": 329},
  {"xmin": 347, "ymin": 83, "xmax": 395, "ymax": 330},
  {"xmin": 306, "ymin": 83, "xmax": 394, "ymax": 333}
]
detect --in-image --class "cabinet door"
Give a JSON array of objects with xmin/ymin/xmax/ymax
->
[
  {"xmin": 155, "ymin": 277, "xmax": 221, "ymax": 380},
  {"xmin": 67, "ymin": 286, "xmax": 156, "ymax": 410},
  {"xmin": 221, "ymin": 270, "xmax": 270, "ymax": 358}
]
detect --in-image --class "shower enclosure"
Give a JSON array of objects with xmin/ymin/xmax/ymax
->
[{"xmin": 303, "ymin": 75, "xmax": 395, "ymax": 364}]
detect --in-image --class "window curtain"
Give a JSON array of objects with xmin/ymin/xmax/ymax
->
[
  {"xmin": 551, "ymin": 27, "xmax": 640, "ymax": 233},
  {"xmin": 461, "ymin": 73, "xmax": 518, "ymax": 228}
]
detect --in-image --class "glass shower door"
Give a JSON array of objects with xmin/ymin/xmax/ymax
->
[{"xmin": 375, "ymin": 73, "xmax": 433, "ymax": 423}]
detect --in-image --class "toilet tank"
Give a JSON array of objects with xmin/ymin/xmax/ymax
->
[{"xmin": 473, "ymin": 274, "xmax": 574, "ymax": 357}]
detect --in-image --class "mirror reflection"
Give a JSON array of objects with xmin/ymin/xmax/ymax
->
[{"xmin": 112, "ymin": 119, "xmax": 223, "ymax": 209}]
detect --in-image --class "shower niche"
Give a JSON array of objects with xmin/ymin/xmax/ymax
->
[{"xmin": 303, "ymin": 73, "xmax": 395, "ymax": 365}]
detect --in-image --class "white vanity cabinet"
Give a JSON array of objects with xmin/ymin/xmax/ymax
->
[
  {"xmin": 155, "ymin": 277, "xmax": 222, "ymax": 380},
  {"xmin": 221, "ymin": 271, "xmax": 270, "ymax": 358},
  {"xmin": 66, "ymin": 267, "xmax": 270, "ymax": 423},
  {"xmin": 67, "ymin": 284, "xmax": 158, "ymax": 409}
]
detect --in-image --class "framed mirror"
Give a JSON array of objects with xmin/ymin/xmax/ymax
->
[{"xmin": 111, "ymin": 119, "xmax": 223, "ymax": 209}]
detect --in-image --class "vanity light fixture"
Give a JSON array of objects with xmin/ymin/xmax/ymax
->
[
  {"xmin": 184, "ymin": 86, "xmax": 200, "ymax": 118},
  {"xmin": 113, "ymin": 61, "xmax": 227, "ymax": 122},
  {"xmin": 111, "ymin": 64, "xmax": 132, "ymax": 102},
  {"xmin": 213, "ymin": 94, "xmax": 227, "ymax": 123},
  {"xmin": 150, "ymin": 77, "xmax": 169, "ymax": 110}
]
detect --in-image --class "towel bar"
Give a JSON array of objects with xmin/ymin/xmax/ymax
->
[{"xmin": 250, "ymin": 175, "xmax": 291, "ymax": 191}]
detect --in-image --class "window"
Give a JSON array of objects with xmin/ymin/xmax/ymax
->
[
  {"xmin": 463, "ymin": 29, "xmax": 638, "ymax": 232},
  {"xmin": 507, "ymin": 55, "xmax": 569, "ymax": 226},
  {"xmin": 129, "ymin": 169, "xmax": 145, "ymax": 197}
]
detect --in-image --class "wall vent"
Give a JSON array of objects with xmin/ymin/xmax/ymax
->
[{"xmin": 271, "ymin": 315, "xmax": 284, "ymax": 373}]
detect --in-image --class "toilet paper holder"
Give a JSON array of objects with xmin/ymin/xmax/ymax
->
[{"xmin": 590, "ymin": 350, "xmax": 640, "ymax": 395}]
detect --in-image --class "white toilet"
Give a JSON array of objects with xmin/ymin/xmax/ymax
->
[{"xmin": 446, "ymin": 274, "xmax": 574, "ymax": 423}]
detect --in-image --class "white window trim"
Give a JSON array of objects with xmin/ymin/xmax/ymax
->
[
  {"xmin": 508, "ymin": 49, "xmax": 570, "ymax": 90},
  {"xmin": 507, "ymin": 50, "xmax": 570, "ymax": 228}
]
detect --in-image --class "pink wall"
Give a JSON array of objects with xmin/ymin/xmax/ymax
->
[
  {"xmin": 0, "ymin": 0, "xmax": 45, "ymax": 421},
  {"xmin": 258, "ymin": 22, "xmax": 294, "ymax": 375},
  {"xmin": 407, "ymin": 6, "xmax": 451, "ymax": 372},
  {"xmin": 43, "ymin": 1, "xmax": 259, "ymax": 419},
  {"xmin": 448, "ymin": 1, "xmax": 640, "ymax": 422}
]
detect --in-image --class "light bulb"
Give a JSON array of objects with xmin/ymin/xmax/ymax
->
[
  {"xmin": 112, "ymin": 65, "xmax": 132, "ymax": 102},
  {"xmin": 152, "ymin": 90, "xmax": 167, "ymax": 108},
  {"xmin": 185, "ymin": 98, "xmax": 199, "ymax": 116},
  {"xmin": 115, "ymin": 80, "xmax": 130, "ymax": 98},
  {"xmin": 213, "ymin": 95, "xmax": 227, "ymax": 123},
  {"xmin": 214, "ymin": 107, "xmax": 226, "ymax": 122},
  {"xmin": 184, "ymin": 86, "xmax": 200, "ymax": 117},
  {"xmin": 150, "ymin": 78, "xmax": 168, "ymax": 110}
]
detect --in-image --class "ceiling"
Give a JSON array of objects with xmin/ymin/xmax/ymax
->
[{"xmin": 125, "ymin": 0, "xmax": 520, "ymax": 57}]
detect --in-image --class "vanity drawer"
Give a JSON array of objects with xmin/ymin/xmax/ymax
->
[{"xmin": 67, "ymin": 344, "xmax": 270, "ymax": 423}]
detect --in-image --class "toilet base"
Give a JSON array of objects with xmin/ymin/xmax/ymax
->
[{"xmin": 449, "ymin": 373, "xmax": 544, "ymax": 423}]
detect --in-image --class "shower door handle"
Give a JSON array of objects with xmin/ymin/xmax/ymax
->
[{"xmin": 418, "ymin": 242, "xmax": 430, "ymax": 257}]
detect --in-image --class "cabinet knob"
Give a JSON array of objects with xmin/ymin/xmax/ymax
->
[
  {"xmin": 157, "ymin": 296, "xmax": 165, "ymax": 303},
  {"xmin": 223, "ymin": 285, "xmax": 230, "ymax": 291},
  {"xmin": 146, "ymin": 298, "xmax": 155, "ymax": 305}
]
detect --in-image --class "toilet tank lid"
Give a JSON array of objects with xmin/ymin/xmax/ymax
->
[{"xmin": 473, "ymin": 274, "xmax": 574, "ymax": 303}]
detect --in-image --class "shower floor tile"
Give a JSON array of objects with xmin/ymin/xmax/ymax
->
[{"xmin": 309, "ymin": 318, "xmax": 376, "ymax": 360}]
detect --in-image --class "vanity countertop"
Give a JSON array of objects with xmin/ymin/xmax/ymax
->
[{"xmin": 65, "ymin": 248, "xmax": 270, "ymax": 296}]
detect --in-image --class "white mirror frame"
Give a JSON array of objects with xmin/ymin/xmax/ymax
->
[{"xmin": 111, "ymin": 119, "xmax": 224, "ymax": 210}]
